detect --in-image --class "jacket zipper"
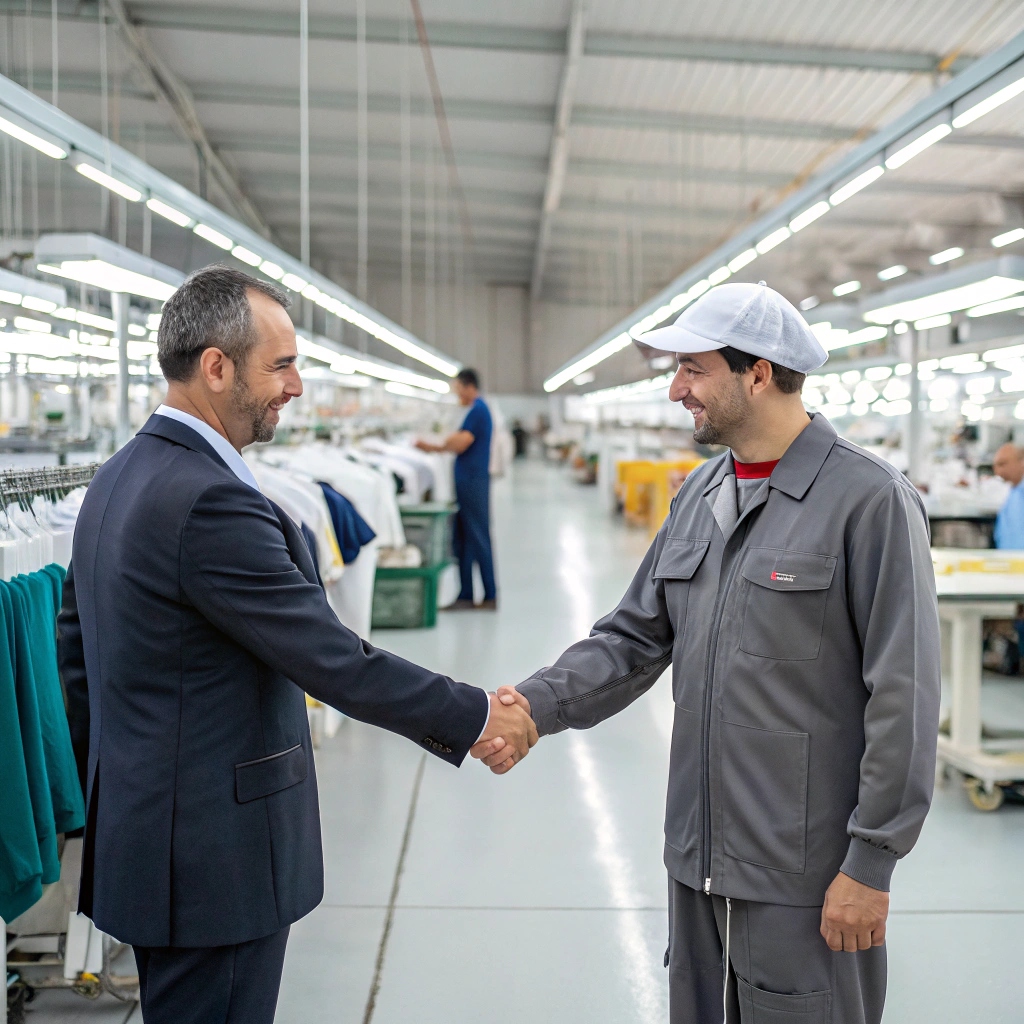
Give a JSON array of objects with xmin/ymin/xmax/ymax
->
[{"xmin": 699, "ymin": 528, "xmax": 749, "ymax": 895}]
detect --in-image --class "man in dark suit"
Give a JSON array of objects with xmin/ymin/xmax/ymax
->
[{"xmin": 58, "ymin": 266, "xmax": 535, "ymax": 1024}]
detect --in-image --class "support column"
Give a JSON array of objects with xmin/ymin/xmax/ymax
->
[
  {"xmin": 906, "ymin": 325, "xmax": 923, "ymax": 484},
  {"xmin": 113, "ymin": 292, "xmax": 131, "ymax": 449}
]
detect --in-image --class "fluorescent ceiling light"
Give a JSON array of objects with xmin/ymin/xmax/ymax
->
[
  {"xmin": 688, "ymin": 278, "xmax": 711, "ymax": 300},
  {"xmin": 810, "ymin": 322, "xmax": 887, "ymax": 352},
  {"xmin": 0, "ymin": 289, "xmax": 21, "ymax": 304},
  {"xmin": 302, "ymin": 284, "xmax": 322, "ymax": 301},
  {"xmin": 75, "ymin": 162, "xmax": 142, "ymax": 202},
  {"xmin": 0, "ymin": 331, "xmax": 72, "ymax": 356},
  {"xmin": 297, "ymin": 336, "xmax": 344, "ymax": 365},
  {"xmin": 39, "ymin": 260, "xmax": 177, "ymax": 301},
  {"xmin": 728, "ymin": 248, "xmax": 757, "ymax": 273},
  {"xmin": 259, "ymin": 260, "xmax": 285, "ymax": 280},
  {"xmin": 864, "ymin": 262, "xmax": 1024, "ymax": 325},
  {"xmin": 20, "ymin": 295, "xmax": 57, "ymax": 313},
  {"xmin": 915, "ymin": 313, "xmax": 953, "ymax": 330},
  {"xmin": 300, "ymin": 366, "xmax": 370, "ymax": 387},
  {"xmin": 893, "ymin": 321, "xmax": 909, "ymax": 334},
  {"xmin": 967, "ymin": 295, "xmax": 1024, "ymax": 317},
  {"xmin": 755, "ymin": 226, "xmax": 791, "ymax": 254},
  {"xmin": 789, "ymin": 201, "xmax": 830, "ymax": 233},
  {"xmin": 953, "ymin": 72, "xmax": 1024, "ymax": 127},
  {"xmin": 14, "ymin": 315, "xmax": 50, "ymax": 333},
  {"xmin": 582, "ymin": 372, "xmax": 675, "ymax": 404},
  {"xmin": 992, "ymin": 227, "xmax": 1024, "ymax": 248},
  {"xmin": 127, "ymin": 324, "xmax": 147, "ymax": 337},
  {"xmin": 544, "ymin": 332, "xmax": 632, "ymax": 392},
  {"xmin": 231, "ymin": 245, "xmax": 261, "ymax": 266},
  {"xmin": 833, "ymin": 280, "xmax": 861, "ymax": 297},
  {"xmin": 193, "ymin": 223, "xmax": 233, "ymax": 250},
  {"xmin": 877, "ymin": 265, "xmax": 907, "ymax": 281},
  {"xmin": 573, "ymin": 371, "xmax": 597, "ymax": 385},
  {"xmin": 708, "ymin": 266, "xmax": 731, "ymax": 285},
  {"xmin": 829, "ymin": 165, "xmax": 884, "ymax": 206},
  {"xmin": 929, "ymin": 247, "xmax": 964, "ymax": 265},
  {"xmin": 53, "ymin": 307, "xmax": 117, "ymax": 331},
  {"xmin": 332, "ymin": 353, "xmax": 450, "ymax": 393},
  {"xmin": 884, "ymin": 123, "xmax": 952, "ymax": 170},
  {"xmin": 0, "ymin": 112, "xmax": 67, "ymax": 159},
  {"xmin": 799, "ymin": 296, "xmax": 819, "ymax": 311},
  {"xmin": 281, "ymin": 273, "xmax": 308, "ymax": 292},
  {"xmin": 384, "ymin": 380, "xmax": 443, "ymax": 401},
  {"xmin": 146, "ymin": 198, "xmax": 192, "ymax": 227}
]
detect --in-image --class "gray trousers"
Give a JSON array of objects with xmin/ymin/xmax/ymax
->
[{"xmin": 667, "ymin": 877, "xmax": 886, "ymax": 1024}]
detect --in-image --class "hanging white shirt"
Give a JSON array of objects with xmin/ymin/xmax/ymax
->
[{"xmin": 155, "ymin": 405, "xmax": 262, "ymax": 493}]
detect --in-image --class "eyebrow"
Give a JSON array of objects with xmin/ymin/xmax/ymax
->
[{"xmin": 272, "ymin": 354, "xmax": 298, "ymax": 369}]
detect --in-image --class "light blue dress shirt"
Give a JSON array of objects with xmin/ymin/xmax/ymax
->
[
  {"xmin": 154, "ymin": 405, "xmax": 261, "ymax": 493},
  {"xmin": 995, "ymin": 480, "xmax": 1024, "ymax": 549}
]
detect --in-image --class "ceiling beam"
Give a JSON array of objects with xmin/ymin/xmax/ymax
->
[
  {"xmin": 531, "ymin": 0, "xmax": 585, "ymax": 302},
  {"xmin": 102, "ymin": 0, "xmax": 272, "ymax": 236},
  {"xmin": 0, "ymin": 2, "xmax": 975, "ymax": 74},
  {"xmin": 24, "ymin": 71, "xmax": 862, "ymax": 141},
  {"xmin": 119, "ymin": 125, "xmax": 1011, "ymax": 197}
]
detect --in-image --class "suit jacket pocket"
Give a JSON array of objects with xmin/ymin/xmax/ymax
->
[
  {"xmin": 235, "ymin": 743, "xmax": 307, "ymax": 803},
  {"xmin": 721, "ymin": 720, "xmax": 808, "ymax": 874}
]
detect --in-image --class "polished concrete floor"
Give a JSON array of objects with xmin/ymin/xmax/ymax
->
[{"xmin": 19, "ymin": 459, "xmax": 1024, "ymax": 1023}]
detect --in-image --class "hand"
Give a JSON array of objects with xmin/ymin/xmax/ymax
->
[
  {"xmin": 414, "ymin": 439, "xmax": 435, "ymax": 453},
  {"xmin": 820, "ymin": 872, "xmax": 889, "ymax": 952},
  {"xmin": 470, "ymin": 691, "xmax": 537, "ymax": 774}
]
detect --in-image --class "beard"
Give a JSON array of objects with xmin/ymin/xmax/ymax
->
[
  {"xmin": 690, "ymin": 376, "xmax": 748, "ymax": 446},
  {"xmin": 231, "ymin": 368, "xmax": 276, "ymax": 444}
]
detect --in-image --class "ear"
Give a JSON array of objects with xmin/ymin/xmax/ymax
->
[
  {"xmin": 749, "ymin": 359, "xmax": 774, "ymax": 396},
  {"xmin": 198, "ymin": 347, "xmax": 235, "ymax": 395}
]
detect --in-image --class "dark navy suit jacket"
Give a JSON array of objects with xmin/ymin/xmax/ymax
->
[{"xmin": 58, "ymin": 414, "xmax": 488, "ymax": 948}]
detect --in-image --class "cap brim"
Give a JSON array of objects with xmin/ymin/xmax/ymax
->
[{"xmin": 637, "ymin": 324, "xmax": 727, "ymax": 354}]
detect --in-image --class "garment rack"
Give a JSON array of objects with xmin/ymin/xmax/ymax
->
[{"xmin": 0, "ymin": 465, "xmax": 98, "ymax": 511}]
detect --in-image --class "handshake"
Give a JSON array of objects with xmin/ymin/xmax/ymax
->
[{"xmin": 468, "ymin": 686, "xmax": 537, "ymax": 774}]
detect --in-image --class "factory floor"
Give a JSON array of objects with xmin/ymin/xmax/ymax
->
[{"xmin": 19, "ymin": 460, "xmax": 1024, "ymax": 1024}]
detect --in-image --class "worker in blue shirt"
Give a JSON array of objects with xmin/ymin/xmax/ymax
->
[
  {"xmin": 416, "ymin": 368, "xmax": 497, "ymax": 609},
  {"xmin": 993, "ymin": 443, "xmax": 1024, "ymax": 548}
]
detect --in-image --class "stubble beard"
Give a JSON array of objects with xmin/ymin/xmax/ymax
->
[
  {"xmin": 691, "ymin": 377, "xmax": 748, "ymax": 447},
  {"xmin": 231, "ymin": 369, "xmax": 276, "ymax": 444}
]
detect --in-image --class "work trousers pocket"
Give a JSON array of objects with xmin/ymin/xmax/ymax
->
[{"xmin": 736, "ymin": 974, "xmax": 830, "ymax": 1023}]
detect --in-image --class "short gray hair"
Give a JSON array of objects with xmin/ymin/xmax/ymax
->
[{"xmin": 157, "ymin": 265, "xmax": 291, "ymax": 382}]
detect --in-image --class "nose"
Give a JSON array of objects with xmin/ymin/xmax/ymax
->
[
  {"xmin": 668, "ymin": 366, "xmax": 688, "ymax": 403},
  {"xmin": 286, "ymin": 364, "xmax": 303, "ymax": 398}
]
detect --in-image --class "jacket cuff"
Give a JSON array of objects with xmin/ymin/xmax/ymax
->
[
  {"xmin": 840, "ymin": 836, "xmax": 898, "ymax": 892},
  {"xmin": 516, "ymin": 676, "xmax": 560, "ymax": 736}
]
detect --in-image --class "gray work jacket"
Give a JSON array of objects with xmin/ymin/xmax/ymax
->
[{"xmin": 519, "ymin": 414, "xmax": 940, "ymax": 906}]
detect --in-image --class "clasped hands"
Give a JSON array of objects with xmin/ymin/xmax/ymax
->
[{"xmin": 469, "ymin": 686, "xmax": 535, "ymax": 774}]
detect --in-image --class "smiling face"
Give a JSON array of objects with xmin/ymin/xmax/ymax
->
[
  {"xmin": 668, "ymin": 350, "xmax": 752, "ymax": 446},
  {"xmin": 227, "ymin": 289, "xmax": 303, "ymax": 445}
]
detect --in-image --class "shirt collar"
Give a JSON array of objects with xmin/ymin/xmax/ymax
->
[{"xmin": 154, "ymin": 404, "xmax": 261, "ymax": 492}]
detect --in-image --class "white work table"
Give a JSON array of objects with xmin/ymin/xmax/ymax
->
[{"xmin": 933, "ymin": 551, "xmax": 1024, "ymax": 810}]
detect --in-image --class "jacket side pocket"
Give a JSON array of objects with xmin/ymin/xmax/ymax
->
[
  {"xmin": 235, "ymin": 743, "xmax": 307, "ymax": 804},
  {"xmin": 721, "ymin": 720, "xmax": 809, "ymax": 874}
]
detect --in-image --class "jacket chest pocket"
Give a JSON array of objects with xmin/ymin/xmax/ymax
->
[
  {"xmin": 739, "ymin": 548, "xmax": 836, "ymax": 662},
  {"xmin": 654, "ymin": 539, "xmax": 710, "ymax": 631}
]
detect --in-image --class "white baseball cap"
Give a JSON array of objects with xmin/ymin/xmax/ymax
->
[{"xmin": 638, "ymin": 281, "xmax": 828, "ymax": 374}]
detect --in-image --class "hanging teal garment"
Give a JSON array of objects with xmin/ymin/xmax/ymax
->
[
  {"xmin": 0, "ymin": 578, "xmax": 43, "ymax": 921},
  {"xmin": 21, "ymin": 567, "xmax": 83, "ymax": 836},
  {"xmin": 0, "ymin": 578, "xmax": 60, "ymax": 888}
]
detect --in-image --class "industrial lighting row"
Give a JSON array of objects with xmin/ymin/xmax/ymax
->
[
  {"xmin": 545, "ymin": 54, "xmax": 1024, "ymax": 392},
  {"xmin": 0, "ymin": 105, "xmax": 457, "ymax": 382}
]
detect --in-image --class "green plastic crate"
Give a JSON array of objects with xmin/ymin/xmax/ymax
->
[
  {"xmin": 371, "ymin": 561, "xmax": 452, "ymax": 629},
  {"xmin": 400, "ymin": 503, "xmax": 458, "ymax": 568}
]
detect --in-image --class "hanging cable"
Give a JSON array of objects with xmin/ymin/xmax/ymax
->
[
  {"xmin": 51, "ymin": 0, "xmax": 61, "ymax": 228},
  {"xmin": 299, "ymin": 0, "xmax": 310, "ymax": 267},
  {"xmin": 399, "ymin": 12, "xmax": 412, "ymax": 330},
  {"xmin": 356, "ymin": 0, "xmax": 368, "ymax": 302},
  {"xmin": 98, "ymin": 0, "xmax": 111, "ymax": 235}
]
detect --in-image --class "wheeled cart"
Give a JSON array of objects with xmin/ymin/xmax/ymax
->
[{"xmin": 934, "ymin": 548, "xmax": 1024, "ymax": 811}]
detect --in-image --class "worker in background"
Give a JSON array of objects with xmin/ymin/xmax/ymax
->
[
  {"xmin": 992, "ymin": 443, "xmax": 1024, "ymax": 548},
  {"xmin": 416, "ymin": 368, "xmax": 497, "ymax": 610},
  {"xmin": 483, "ymin": 283, "xmax": 941, "ymax": 1024}
]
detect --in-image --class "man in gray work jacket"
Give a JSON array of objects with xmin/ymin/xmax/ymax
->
[{"xmin": 484, "ymin": 282, "xmax": 941, "ymax": 1023}]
